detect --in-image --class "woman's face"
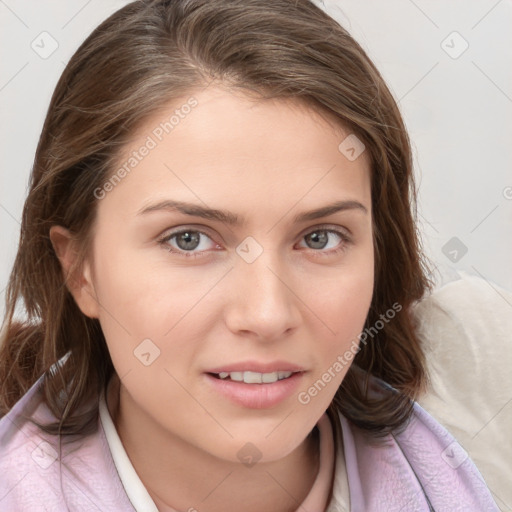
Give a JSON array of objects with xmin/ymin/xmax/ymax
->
[{"xmin": 77, "ymin": 85, "xmax": 374, "ymax": 462}]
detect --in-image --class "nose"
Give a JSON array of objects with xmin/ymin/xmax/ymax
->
[{"xmin": 224, "ymin": 249, "xmax": 302, "ymax": 341}]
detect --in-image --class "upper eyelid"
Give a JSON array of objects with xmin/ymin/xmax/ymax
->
[{"xmin": 159, "ymin": 226, "xmax": 217, "ymax": 242}]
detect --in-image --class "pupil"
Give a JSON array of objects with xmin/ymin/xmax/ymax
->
[
  {"xmin": 178, "ymin": 231, "xmax": 200, "ymax": 250},
  {"xmin": 307, "ymin": 230, "xmax": 327, "ymax": 249}
]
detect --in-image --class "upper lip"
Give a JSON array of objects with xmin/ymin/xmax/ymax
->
[{"xmin": 206, "ymin": 361, "xmax": 305, "ymax": 374}]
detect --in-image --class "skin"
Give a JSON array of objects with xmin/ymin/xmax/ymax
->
[{"xmin": 51, "ymin": 84, "xmax": 374, "ymax": 512}]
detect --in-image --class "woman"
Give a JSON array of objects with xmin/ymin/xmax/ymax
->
[{"xmin": 0, "ymin": 0, "xmax": 499, "ymax": 510}]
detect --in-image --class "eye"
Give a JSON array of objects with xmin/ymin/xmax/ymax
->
[
  {"xmin": 157, "ymin": 225, "xmax": 352, "ymax": 259},
  {"xmin": 297, "ymin": 226, "xmax": 352, "ymax": 256},
  {"xmin": 158, "ymin": 228, "xmax": 220, "ymax": 258}
]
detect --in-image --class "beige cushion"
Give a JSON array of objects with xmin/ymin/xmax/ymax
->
[{"xmin": 414, "ymin": 271, "xmax": 512, "ymax": 511}]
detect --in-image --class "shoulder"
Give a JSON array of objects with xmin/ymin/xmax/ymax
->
[
  {"xmin": 0, "ymin": 373, "xmax": 66, "ymax": 508},
  {"xmin": 0, "ymin": 371, "xmax": 134, "ymax": 511},
  {"xmin": 394, "ymin": 401, "xmax": 499, "ymax": 509},
  {"xmin": 332, "ymin": 372, "xmax": 500, "ymax": 511}
]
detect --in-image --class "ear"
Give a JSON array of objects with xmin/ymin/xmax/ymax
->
[{"xmin": 49, "ymin": 225, "xmax": 100, "ymax": 319}]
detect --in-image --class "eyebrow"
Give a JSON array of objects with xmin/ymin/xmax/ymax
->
[{"xmin": 136, "ymin": 199, "xmax": 368, "ymax": 225}]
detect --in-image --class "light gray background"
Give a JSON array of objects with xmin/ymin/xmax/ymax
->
[{"xmin": 1, "ymin": 0, "xmax": 511, "ymax": 320}]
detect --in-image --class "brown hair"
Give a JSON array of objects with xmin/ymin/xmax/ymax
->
[{"xmin": 0, "ymin": 0, "xmax": 434, "ymax": 437}]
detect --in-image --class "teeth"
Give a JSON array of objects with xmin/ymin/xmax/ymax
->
[
  {"xmin": 244, "ymin": 371, "xmax": 262, "ymax": 384},
  {"xmin": 262, "ymin": 372, "xmax": 277, "ymax": 383},
  {"xmin": 216, "ymin": 371, "xmax": 293, "ymax": 383}
]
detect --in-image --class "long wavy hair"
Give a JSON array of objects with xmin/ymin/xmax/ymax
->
[{"xmin": 0, "ymin": 0, "xmax": 434, "ymax": 437}]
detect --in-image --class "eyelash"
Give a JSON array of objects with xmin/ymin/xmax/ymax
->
[{"xmin": 157, "ymin": 225, "xmax": 352, "ymax": 260}]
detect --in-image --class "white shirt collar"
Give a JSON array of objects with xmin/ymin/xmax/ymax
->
[{"xmin": 99, "ymin": 374, "xmax": 162, "ymax": 512}]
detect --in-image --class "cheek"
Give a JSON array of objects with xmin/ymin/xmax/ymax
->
[
  {"xmin": 90, "ymin": 244, "xmax": 214, "ymax": 370},
  {"xmin": 310, "ymin": 263, "xmax": 374, "ymax": 388},
  {"xmin": 318, "ymin": 258, "xmax": 374, "ymax": 336},
  {"xmin": 298, "ymin": 269, "xmax": 373, "ymax": 410},
  {"xmin": 327, "ymin": 287, "xmax": 372, "ymax": 367},
  {"xmin": 91, "ymin": 242, "xmax": 191, "ymax": 326}
]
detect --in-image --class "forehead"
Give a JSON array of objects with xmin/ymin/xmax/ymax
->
[{"xmin": 99, "ymin": 85, "xmax": 372, "ymax": 221}]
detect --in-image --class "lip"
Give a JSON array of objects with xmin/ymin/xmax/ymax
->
[
  {"xmin": 206, "ymin": 361, "xmax": 305, "ymax": 374},
  {"xmin": 205, "ymin": 371, "xmax": 304, "ymax": 409}
]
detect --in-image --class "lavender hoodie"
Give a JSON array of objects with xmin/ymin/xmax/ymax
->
[{"xmin": 0, "ymin": 367, "xmax": 499, "ymax": 511}]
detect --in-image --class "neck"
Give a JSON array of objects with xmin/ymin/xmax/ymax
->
[
  {"xmin": 147, "ymin": 429, "xmax": 319, "ymax": 512},
  {"xmin": 108, "ymin": 378, "xmax": 321, "ymax": 512}
]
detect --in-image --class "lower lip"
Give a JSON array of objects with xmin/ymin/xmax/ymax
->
[{"xmin": 205, "ymin": 372, "xmax": 304, "ymax": 409}]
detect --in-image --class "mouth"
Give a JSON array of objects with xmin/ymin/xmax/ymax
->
[
  {"xmin": 205, "ymin": 367, "xmax": 305, "ymax": 409},
  {"xmin": 208, "ymin": 370, "xmax": 298, "ymax": 384}
]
